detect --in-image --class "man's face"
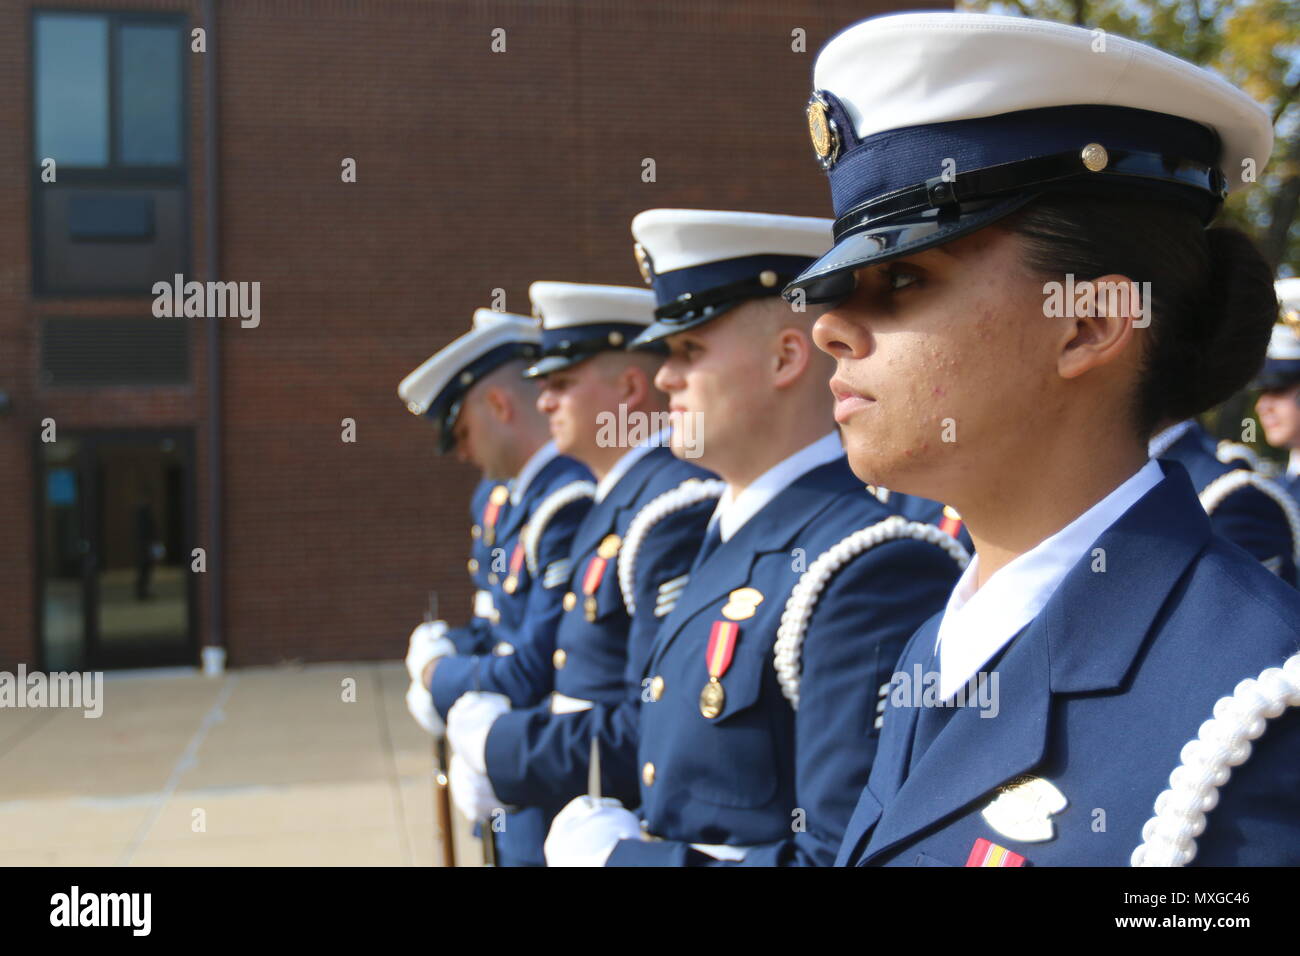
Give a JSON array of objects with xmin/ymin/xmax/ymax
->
[
  {"xmin": 534, "ymin": 356, "xmax": 625, "ymax": 463},
  {"xmin": 811, "ymin": 227, "xmax": 1061, "ymax": 500},
  {"xmin": 654, "ymin": 304, "xmax": 771, "ymax": 469},
  {"xmin": 1256, "ymin": 384, "xmax": 1300, "ymax": 449}
]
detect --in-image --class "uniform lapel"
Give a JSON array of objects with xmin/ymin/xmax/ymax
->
[
  {"xmin": 646, "ymin": 458, "xmax": 856, "ymax": 670},
  {"xmin": 860, "ymin": 460, "xmax": 1214, "ymax": 862}
]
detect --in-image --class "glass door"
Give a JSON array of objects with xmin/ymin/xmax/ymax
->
[{"xmin": 37, "ymin": 429, "xmax": 196, "ymax": 670}]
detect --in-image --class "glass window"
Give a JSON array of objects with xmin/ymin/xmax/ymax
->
[
  {"xmin": 34, "ymin": 14, "xmax": 109, "ymax": 166},
  {"xmin": 117, "ymin": 23, "xmax": 184, "ymax": 165}
]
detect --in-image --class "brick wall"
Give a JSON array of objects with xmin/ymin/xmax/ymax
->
[{"xmin": 0, "ymin": 0, "xmax": 947, "ymax": 669}]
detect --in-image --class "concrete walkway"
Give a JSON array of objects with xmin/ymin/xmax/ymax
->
[{"xmin": 0, "ymin": 663, "xmax": 483, "ymax": 866}]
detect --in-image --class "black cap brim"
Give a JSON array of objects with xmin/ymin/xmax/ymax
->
[
  {"xmin": 630, "ymin": 299, "xmax": 751, "ymax": 349},
  {"xmin": 783, "ymin": 194, "xmax": 1037, "ymax": 304},
  {"xmin": 1253, "ymin": 371, "xmax": 1300, "ymax": 392},
  {"xmin": 522, "ymin": 353, "xmax": 594, "ymax": 379}
]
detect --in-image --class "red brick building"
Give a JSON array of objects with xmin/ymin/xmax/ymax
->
[{"xmin": 0, "ymin": 0, "xmax": 940, "ymax": 672}]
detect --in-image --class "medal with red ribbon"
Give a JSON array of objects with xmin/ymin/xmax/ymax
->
[
  {"xmin": 700, "ymin": 620, "xmax": 739, "ymax": 718},
  {"xmin": 581, "ymin": 556, "xmax": 607, "ymax": 622},
  {"xmin": 502, "ymin": 540, "xmax": 526, "ymax": 594},
  {"xmin": 939, "ymin": 504, "xmax": 963, "ymax": 539},
  {"xmin": 482, "ymin": 485, "xmax": 508, "ymax": 546}
]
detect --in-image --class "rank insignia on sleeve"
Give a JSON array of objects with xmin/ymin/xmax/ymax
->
[
  {"xmin": 980, "ymin": 775, "xmax": 1067, "ymax": 843},
  {"xmin": 654, "ymin": 573, "xmax": 689, "ymax": 618},
  {"xmin": 965, "ymin": 838, "xmax": 1026, "ymax": 867}
]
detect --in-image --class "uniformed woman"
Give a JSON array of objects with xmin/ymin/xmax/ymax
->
[{"xmin": 787, "ymin": 11, "xmax": 1300, "ymax": 866}]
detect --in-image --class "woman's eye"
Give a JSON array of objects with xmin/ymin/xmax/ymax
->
[{"xmin": 887, "ymin": 269, "xmax": 919, "ymax": 292}]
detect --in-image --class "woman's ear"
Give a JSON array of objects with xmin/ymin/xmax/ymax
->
[
  {"xmin": 771, "ymin": 327, "xmax": 812, "ymax": 389},
  {"xmin": 1056, "ymin": 274, "xmax": 1143, "ymax": 381}
]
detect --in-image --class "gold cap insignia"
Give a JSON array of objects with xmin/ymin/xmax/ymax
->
[
  {"xmin": 980, "ymin": 775, "xmax": 1068, "ymax": 843},
  {"xmin": 633, "ymin": 243, "xmax": 654, "ymax": 285},
  {"xmin": 807, "ymin": 91, "xmax": 841, "ymax": 170}
]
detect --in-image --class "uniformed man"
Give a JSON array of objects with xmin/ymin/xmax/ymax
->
[
  {"xmin": 443, "ymin": 281, "xmax": 716, "ymax": 846},
  {"xmin": 1256, "ymin": 278, "xmax": 1300, "ymax": 506},
  {"xmin": 784, "ymin": 11, "xmax": 1300, "ymax": 866},
  {"xmin": 396, "ymin": 309, "xmax": 545, "ymax": 712},
  {"xmin": 398, "ymin": 306, "xmax": 595, "ymax": 866},
  {"xmin": 544, "ymin": 209, "xmax": 967, "ymax": 866},
  {"xmin": 1148, "ymin": 417, "xmax": 1298, "ymax": 584}
]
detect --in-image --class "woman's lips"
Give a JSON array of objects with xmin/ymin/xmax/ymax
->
[{"xmin": 830, "ymin": 378, "xmax": 875, "ymax": 424}]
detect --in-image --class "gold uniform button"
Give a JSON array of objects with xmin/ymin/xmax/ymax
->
[
  {"xmin": 467, "ymin": 558, "xmax": 479, "ymax": 574},
  {"xmin": 553, "ymin": 648, "xmax": 567, "ymax": 670},
  {"xmin": 642, "ymin": 762, "xmax": 655, "ymax": 787},
  {"xmin": 649, "ymin": 675, "xmax": 665, "ymax": 702},
  {"xmin": 471, "ymin": 524, "xmax": 481, "ymax": 539},
  {"xmin": 563, "ymin": 591, "xmax": 577, "ymax": 612},
  {"xmin": 488, "ymin": 573, "xmax": 499, "ymax": 586}
]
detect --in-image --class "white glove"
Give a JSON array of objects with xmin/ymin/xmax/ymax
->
[
  {"xmin": 446, "ymin": 691, "xmax": 512, "ymax": 774},
  {"xmin": 449, "ymin": 753, "xmax": 503, "ymax": 823},
  {"xmin": 404, "ymin": 679, "xmax": 445, "ymax": 737},
  {"xmin": 405, "ymin": 620, "xmax": 454, "ymax": 684},
  {"xmin": 544, "ymin": 795, "xmax": 640, "ymax": 867}
]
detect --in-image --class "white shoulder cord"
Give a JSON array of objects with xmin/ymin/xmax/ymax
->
[
  {"xmin": 774, "ymin": 515, "xmax": 970, "ymax": 709},
  {"xmin": 1131, "ymin": 652, "xmax": 1300, "ymax": 866},
  {"xmin": 1199, "ymin": 470, "xmax": 1300, "ymax": 569},
  {"xmin": 522, "ymin": 480, "xmax": 596, "ymax": 578},
  {"xmin": 618, "ymin": 478, "xmax": 726, "ymax": 615},
  {"xmin": 1214, "ymin": 440, "xmax": 1266, "ymax": 473}
]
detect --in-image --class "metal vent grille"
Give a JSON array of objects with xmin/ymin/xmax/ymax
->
[{"xmin": 40, "ymin": 318, "xmax": 190, "ymax": 386}]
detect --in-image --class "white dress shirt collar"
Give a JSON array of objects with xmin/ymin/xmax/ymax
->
[
  {"xmin": 594, "ymin": 428, "xmax": 671, "ymax": 503},
  {"xmin": 510, "ymin": 440, "xmax": 560, "ymax": 505},
  {"xmin": 710, "ymin": 431, "xmax": 843, "ymax": 542},
  {"xmin": 933, "ymin": 457, "xmax": 1164, "ymax": 701},
  {"xmin": 1147, "ymin": 419, "xmax": 1195, "ymax": 459}
]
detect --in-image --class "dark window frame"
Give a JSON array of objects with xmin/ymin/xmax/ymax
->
[{"xmin": 30, "ymin": 8, "xmax": 191, "ymax": 298}]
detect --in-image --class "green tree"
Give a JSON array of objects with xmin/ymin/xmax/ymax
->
[{"xmin": 963, "ymin": 0, "xmax": 1300, "ymax": 273}]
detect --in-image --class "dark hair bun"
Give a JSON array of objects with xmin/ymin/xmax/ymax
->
[{"xmin": 1176, "ymin": 227, "xmax": 1276, "ymax": 417}]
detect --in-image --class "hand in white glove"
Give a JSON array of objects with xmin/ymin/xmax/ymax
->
[
  {"xmin": 405, "ymin": 679, "xmax": 445, "ymax": 737},
  {"xmin": 449, "ymin": 753, "xmax": 503, "ymax": 823},
  {"xmin": 446, "ymin": 691, "xmax": 512, "ymax": 774},
  {"xmin": 544, "ymin": 795, "xmax": 640, "ymax": 867},
  {"xmin": 405, "ymin": 620, "xmax": 454, "ymax": 684}
]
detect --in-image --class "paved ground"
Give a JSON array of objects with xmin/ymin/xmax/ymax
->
[{"xmin": 0, "ymin": 663, "xmax": 483, "ymax": 866}]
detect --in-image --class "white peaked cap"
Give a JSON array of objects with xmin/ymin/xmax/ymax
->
[
  {"xmin": 397, "ymin": 310, "xmax": 539, "ymax": 415},
  {"xmin": 631, "ymin": 209, "xmax": 832, "ymax": 273},
  {"xmin": 528, "ymin": 282, "xmax": 656, "ymax": 331},
  {"xmin": 814, "ymin": 12, "xmax": 1272, "ymax": 194}
]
